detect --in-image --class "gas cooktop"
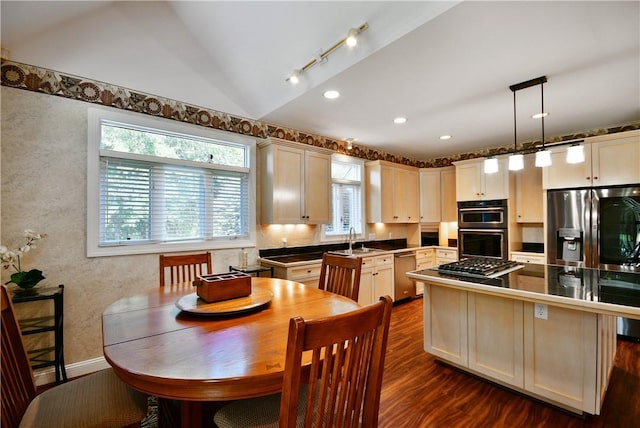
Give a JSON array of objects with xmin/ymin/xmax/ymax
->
[{"xmin": 438, "ymin": 258, "xmax": 523, "ymax": 278}]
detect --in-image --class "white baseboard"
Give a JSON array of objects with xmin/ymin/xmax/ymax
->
[{"xmin": 34, "ymin": 357, "xmax": 110, "ymax": 386}]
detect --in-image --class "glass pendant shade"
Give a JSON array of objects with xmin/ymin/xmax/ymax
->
[
  {"xmin": 535, "ymin": 149, "xmax": 552, "ymax": 167},
  {"xmin": 484, "ymin": 157, "xmax": 499, "ymax": 174},
  {"xmin": 508, "ymin": 153, "xmax": 524, "ymax": 171},
  {"xmin": 566, "ymin": 144, "xmax": 585, "ymax": 164}
]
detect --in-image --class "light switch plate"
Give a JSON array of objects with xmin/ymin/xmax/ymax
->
[{"xmin": 534, "ymin": 303, "xmax": 548, "ymax": 320}]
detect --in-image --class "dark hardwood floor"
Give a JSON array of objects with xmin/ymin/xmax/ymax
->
[{"xmin": 379, "ymin": 297, "xmax": 640, "ymax": 428}]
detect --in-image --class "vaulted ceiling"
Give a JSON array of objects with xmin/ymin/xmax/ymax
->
[{"xmin": 2, "ymin": 1, "xmax": 638, "ymax": 160}]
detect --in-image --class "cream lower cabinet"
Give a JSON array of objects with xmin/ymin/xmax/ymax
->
[
  {"xmin": 423, "ymin": 285, "xmax": 468, "ymax": 366},
  {"xmin": 523, "ymin": 303, "xmax": 616, "ymax": 414},
  {"xmin": 358, "ymin": 254, "xmax": 394, "ymax": 306},
  {"xmin": 415, "ymin": 248, "xmax": 436, "ymax": 295},
  {"xmin": 511, "ymin": 251, "xmax": 545, "ymax": 265},
  {"xmin": 423, "ymin": 283, "xmax": 616, "ymax": 414},
  {"xmin": 435, "ymin": 248, "xmax": 458, "ymax": 265},
  {"xmin": 468, "ymin": 293, "xmax": 524, "ymax": 387},
  {"xmin": 270, "ymin": 262, "xmax": 322, "ymax": 288}
]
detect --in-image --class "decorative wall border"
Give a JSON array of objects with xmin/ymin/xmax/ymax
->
[{"xmin": 2, "ymin": 59, "xmax": 638, "ymax": 168}]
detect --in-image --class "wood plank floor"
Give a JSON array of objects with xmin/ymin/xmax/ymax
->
[{"xmin": 379, "ymin": 297, "xmax": 640, "ymax": 428}]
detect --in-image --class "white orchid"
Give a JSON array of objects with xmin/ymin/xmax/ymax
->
[{"xmin": 1, "ymin": 230, "xmax": 47, "ymax": 288}]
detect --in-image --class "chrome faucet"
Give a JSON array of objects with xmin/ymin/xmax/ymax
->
[{"xmin": 348, "ymin": 226, "xmax": 356, "ymax": 254}]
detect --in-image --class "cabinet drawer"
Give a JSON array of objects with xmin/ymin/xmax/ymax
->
[
  {"xmin": 436, "ymin": 249, "xmax": 457, "ymax": 260},
  {"xmin": 288, "ymin": 264, "xmax": 322, "ymax": 280},
  {"xmin": 416, "ymin": 249, "xmax": 435, "ymax": 259},
  {"xmin": 511, "ymin": 252, "xmax": 545, "ymax": 265},
  {"xmin": 374, "ymin": 254, "xmax": 394, "ymax": 266}
]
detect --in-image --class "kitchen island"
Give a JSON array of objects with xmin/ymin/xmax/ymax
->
[{"xmin": 407, "ymin": 263, "xmax": 640, "ymax": 415}]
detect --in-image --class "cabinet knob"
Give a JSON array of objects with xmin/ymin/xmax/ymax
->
[
  {"xmin": 593, "ymin": 176, "xmax": 598, "ymax": 180},
  {"xmin": 586, "ymin": 177, "xmax": 590, "ymax": 180}
]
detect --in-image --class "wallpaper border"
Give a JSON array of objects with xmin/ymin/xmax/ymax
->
[{"xmin": 2, "ymin": 59, "xmax": 638, "ymax": 168}]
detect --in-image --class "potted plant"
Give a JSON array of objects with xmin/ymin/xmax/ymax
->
[{"xmin": 1, "ymin": 229, "xmax": 47, "ymax": 289}]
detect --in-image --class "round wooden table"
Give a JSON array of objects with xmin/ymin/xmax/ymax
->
[{"xmin": 102, "ymin": 277, "xmax": 360, "ymax": 428}]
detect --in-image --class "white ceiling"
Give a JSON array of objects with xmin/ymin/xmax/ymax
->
[{"xmin": 2, "ymin": 1, "xmax": 639, "ymax": 161}]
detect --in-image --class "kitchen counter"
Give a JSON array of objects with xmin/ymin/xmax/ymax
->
[
  {"xmin": 407, "ymin": 263, "xmax": 640, "ymax": 319},
  {"xmin": 409, "ymin": 263, "xmax": 639, "ymax": 415}
]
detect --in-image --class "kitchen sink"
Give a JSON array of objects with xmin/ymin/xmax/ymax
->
[{"xmin": 329, "ymin": 247, "xmax": 382, "ymax": 256}]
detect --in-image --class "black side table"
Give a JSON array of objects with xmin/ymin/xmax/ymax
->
[
  {"xmin": 11, "ymin": 284, "xmax": 67, "ymax": 384},
  {"xmin": 229, "ymin": 264, "xmax": 274, "ymax": 278}
]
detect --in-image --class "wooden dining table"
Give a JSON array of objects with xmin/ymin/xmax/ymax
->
[{"xmin": 102, "ymin": 277, "xmax": 360, "ymax": 428}]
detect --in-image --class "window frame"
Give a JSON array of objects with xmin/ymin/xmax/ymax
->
[
  {"xmin": 87, "ymin": 107, "xmax": 256, "ymax": 257},
  {"xmin": 321, "ymin": 154, "xmax": 365, "ymax": 242}
]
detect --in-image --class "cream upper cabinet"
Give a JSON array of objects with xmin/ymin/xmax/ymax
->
[
  {"xmin": 514, "ymin": 154, "xmax": 543, "ymax": 223},
  {"xmin": 258, "ymin": 139, "xmax": 331, "ymax": 224},
  {"xmin": 441, "ymin": 167, "xmax": 457, "ymax": 222},
  {"xmin": 419, "ymin": 169, "xmax": 441, "ymax": 222},
  {"xmin": 542, "ymin": 131, "xmax": 640, "ymax": 189},
  {"xmin": 419, "ymin": 166, "xmax": 456, "ymax": 223},
  {"xmin": 454, "ymin": 158, "xmax": 509, "ymax": 201},
  {"xmin": 366, "ymin": 160, "xmax": 419, "ymax": 223}
]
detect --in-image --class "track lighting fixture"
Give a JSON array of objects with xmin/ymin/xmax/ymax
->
[{"xmin": 286, "ymin": 23, "xmax": 369, "ymax": 84}]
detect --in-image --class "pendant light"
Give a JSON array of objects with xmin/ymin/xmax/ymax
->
[
  {"xmin": 508, "ymin": 90, "xmax": 524, "ymax": 171},
  {"xmin": 566, "ymin": 143, "xmax": 585, "ymax": 164},
  {"xmin": 534, "ymin": 79, "xmax": 552, "ymax": 167},
  {"xmin": 484, "ymin": 156, "xmax": 499, "ymax": 174}
]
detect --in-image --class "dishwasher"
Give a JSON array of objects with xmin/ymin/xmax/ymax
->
[{"xmin": 394, "ymin": 251, "xmax": 417, "ymax": 301}]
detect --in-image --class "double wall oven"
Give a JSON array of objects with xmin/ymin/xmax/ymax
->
[{"xmin": 458, "ymin": 199, "xmax": 508, "ymax": 260}]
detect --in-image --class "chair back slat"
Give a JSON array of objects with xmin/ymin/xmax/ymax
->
[
  {"xmin": 1, "ymin": 285, "xmax": 37, "ymax": 428},
  {"xmin": 159, "ymin": 252, "xmax": 212, "ymax": 286},
  {"xmin": 318, "ymin": 253, "xmax": 363, "ymax": 302},
  {"xmin": 279, "ymin": 295, "xmax": 393, "ymax": 428}
]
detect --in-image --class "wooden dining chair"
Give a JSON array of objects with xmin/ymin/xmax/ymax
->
[
  {"xmin": 317, "ymin": 252, "xmax": 363, "ymax": 302},
  {"xmin": 0, "ymin": 285, "xmax": 148, "ymax": 428},
  {"xmin": 214, "ymin": 295, "xmax": 393, "ymax": 428},
  {"xmin": 159, "ymin": 251, "xmax": 212, "ymax": 286}
]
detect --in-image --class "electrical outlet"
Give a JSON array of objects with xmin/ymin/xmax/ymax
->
[
  {"xmin": 368, "ymin": 233, "xmax": 375, "ymax": 240},
  {"xmin": 534, "ymin": 303, "xmax": 548, "ymax": 320}
]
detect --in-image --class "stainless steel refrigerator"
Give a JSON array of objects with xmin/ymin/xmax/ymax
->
[{"xmin": 547, "ymin": 186, "xmax": 640, "ymax": 340}]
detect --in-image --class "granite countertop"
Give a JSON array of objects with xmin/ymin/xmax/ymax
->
[
  {"xmin": 407, "ymin": 264, "xmax": 640, "ymax": 319},
  {"xmin": 258, "ymin": 238, "xmax": 455, "ymax": 267}
]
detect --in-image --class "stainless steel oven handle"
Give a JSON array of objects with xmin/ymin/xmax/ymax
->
[{"xmin": 459, "ymin": 229, "xmax": 506, "ymax": 233}]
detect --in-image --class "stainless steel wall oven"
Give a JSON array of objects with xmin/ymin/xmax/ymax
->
[{"xmin": 458, "ymin": 200, "xmax": 508, "ymax": 260}]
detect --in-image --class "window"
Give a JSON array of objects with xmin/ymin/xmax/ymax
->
[
  {"xmin": 323, "ymin": 155, "xmax": 364, "ymax": 240},
  {"xmin": 87, "ymin": 108, "xmax": 255, "ymax": 256}
]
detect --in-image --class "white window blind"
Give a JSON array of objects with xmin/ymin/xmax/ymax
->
[
  {"xmin": 88, "ymin": 107, "xmax": 255, "ymax": 256},
  {"xmin": 324, "ymin": 156, "xmax": 364, "ymax": 237}
]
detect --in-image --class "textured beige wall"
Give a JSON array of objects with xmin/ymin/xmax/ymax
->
[
  {"xmin": 0, "ymin": 87, "xmax": 253, "ymax": 364},
  {"xmin": 1, "ymin": 86, "xmax": 410, "ymax": 366}
]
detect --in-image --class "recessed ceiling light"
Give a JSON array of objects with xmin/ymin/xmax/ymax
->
[
  {"xmin": 393, "ymin": 117, "xmax": 407, "ymax": 124},
  {"xmin": 532, "ymin": 112, "xmax": 549, "ymax": 119},
  {"xmin": 323, "ymin": 90, "xmax": 340, "ymax": 99},
  {"xmin": 440, "ymin": 135, "xmax": 452, "ymax": 140}
]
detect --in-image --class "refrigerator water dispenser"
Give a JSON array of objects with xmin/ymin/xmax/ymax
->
[{"xmin": 557, "ymin": 228, "xmax": 583, "ymax": 262}]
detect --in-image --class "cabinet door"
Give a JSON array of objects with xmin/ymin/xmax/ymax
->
[
  {"xmin": 405, "ymin": 170, "xmax": 420, "ymax": 223},
  {"xmin": 468, "ymin": 294, "xmax": 524, "ymax": 388},
  {"xmin": 272, "ymin": 145, "xmax": 305, "ymax": 223},
  {"xmin": 456, "ymin": 162, "xmax": 482, "ymax": 201},
  {"xmin": 441, "ymin": 167, "xmax": 457, "ymax": 221},
  {"xmin": 419, "ymin": 170, "xmax": 442, "ymax": 222},
  {"xmin": 515, "ymin": 154, "xmax": 543, "ymax": 223},
  {"xmin": 542, "ymin": 144, "xmax": 593, "ymax": 190},
  {"xmin": 380, "ymin": 165, "xmax": 396, "ymax": 222},
  {"xmin": 523, "ymin": 303, "xmax": 598, "ymax": 413},
  {"xmin": 373, "ymin": 264, "xmax": 394, "ymax": 302},
  {"xmin": 483, "ymin": 158, "xmax": 509, "ymax": 200},
  {"xmin": 304, "ymin": 151, "xmax": 332, "ymax": 224},
  {"xmin": 591, "ymin": 136, "xmax": 640, "ymax": 186},
  {"xmin": 358, "ymin": 267, "xmax": 374, "ymax": 306},
  {"xmin": 423, "ymin": 284, "xmax": 468, "ymax": 366}
]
